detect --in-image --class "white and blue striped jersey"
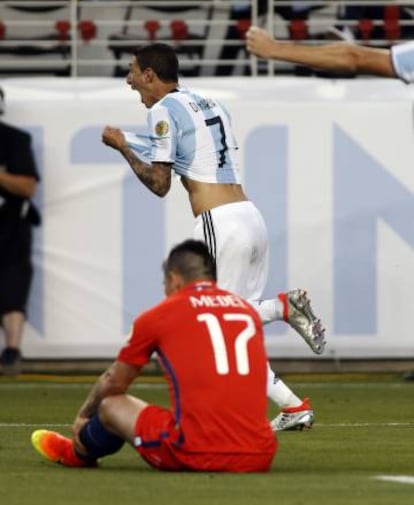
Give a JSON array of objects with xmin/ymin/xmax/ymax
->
[
  {"xmin": 123, "ymin": 131, "xmax": 152, "ymax": 165},
  {"xmin": 127, "ymin": 87, "xmax": 241, "ymax": 184},
  {"xmin": 391, "ymin": 41, "xmax": 414, "ymax": 83}
]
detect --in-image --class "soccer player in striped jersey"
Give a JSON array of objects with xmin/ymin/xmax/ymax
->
[
  {"xmin": 102, "ymin": 43, "xmax": 326, "ymax": 432},
  {"xmin": 246, "ymin": 26, "xmax": 414, "ymax": 83}
]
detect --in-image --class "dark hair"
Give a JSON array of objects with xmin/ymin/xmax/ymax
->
[
  {"xmin": 164, "ymin": 239, "xmax": 216, "ymax": 282},
  {"xmin": 134, "ymin": 43, "xmax": 179, "ymax": 83}
]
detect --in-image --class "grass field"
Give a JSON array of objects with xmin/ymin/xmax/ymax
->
[{"xmin": 1, "ymin": 374, "xmax": 413, "ymax": 505}]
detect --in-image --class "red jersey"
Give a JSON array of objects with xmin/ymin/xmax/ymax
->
[{"xmin": 118, "ymin": 281, "xmax": 275, "ymax": 457}]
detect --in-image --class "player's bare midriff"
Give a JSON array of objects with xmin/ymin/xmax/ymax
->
[{"xmin": 181, "ymin": 177, "xmax": 248, "ymax": 217}]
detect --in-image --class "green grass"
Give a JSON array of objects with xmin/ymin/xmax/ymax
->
[{"xmin": 1, "ymin": 376, "xmax": 413, "ymax": 505}]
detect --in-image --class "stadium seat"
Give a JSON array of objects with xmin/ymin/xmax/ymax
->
[
  {"xmin": 78, "ymin": 20, "xmax": 97, "ymax": 42},
  {"xmin": 235, "ymin": 19, "xmax": 251, "ymax": 40},
  {"xmin": 55, "ymin": 20, "xmax": 70, "ymax": 42},
  {"xmin": 0, "ymin": 21, "xmax": 5, "ymax": 40},
  {"xmin": 170, "ymin": 20, "xmax": 188, "ymax": 42},
  {"xmin": 289, "ymin": 19, "xmax": 308, "ymax": 41},
  {"xmin": 383, "ymin": 5, "xmax": 401, "ymax": 41},
  {"xmin": 384, "ymin": 4, "xmax": 400, "ymax": 21},
  {"xmin": 0, "ymin": 10, "xmax": 71, "ymax": 76},
  {"xmin": 169, "ymin": 19, "xmax": 204, "ymax": 77},
  {"xmin": 383, "ymin": 18, "xmax": 401, "ymax": 40},
  {"xmin": 144, "ymin": 20, "xmax": 160, "ymax": 41},
  {"xmin": 357, "ymin": 19, "xmax": 374, "ymax": 41}
]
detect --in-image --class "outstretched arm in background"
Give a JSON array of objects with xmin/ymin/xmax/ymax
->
[{"xmin": 245, "ymin": 26, "xmax": 397, "ymax": 78}]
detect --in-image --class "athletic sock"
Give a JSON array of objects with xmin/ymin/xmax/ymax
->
[
  {"xmin": 249, "ymin": 298, "xmax": 284, "ymax": 325},
  {"xmin": 266, "ymin": 362, "xmax": 302, "ymax": 409},
  {"xmin": 78, "ymin": 414, "xmax": 125, "ymax": 460}
]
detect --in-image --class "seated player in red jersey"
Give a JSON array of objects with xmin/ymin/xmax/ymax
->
[{"xmin": 31, "ymin": 239, "xmax": 277, "ymax": 473}]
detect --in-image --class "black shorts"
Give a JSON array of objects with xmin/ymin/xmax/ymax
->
[{"xmin": 0, "ymin": 261, "xmax": 33, "ymax": 316}]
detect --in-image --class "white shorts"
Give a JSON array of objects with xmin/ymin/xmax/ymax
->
[{"xmin": 194, "ymin": 201, "xmax": 269, "ymax": 300}]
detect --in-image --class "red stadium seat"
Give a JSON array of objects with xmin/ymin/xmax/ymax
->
[
  {"xmin": 384, "ymin": 19, "xmax": 401, "ymax": 40},
  {"xmin": 144, "ymin": 20, "xmax": 160, "ymax": 41},
  {"xmin": 289, "ymin": 19, "xmax": 308, "ymax": 41},
  {"xmin": 55, "ymin": 20, "xmax": 70, "ymax": 42},
  {"xmin": 170, "ymin": 20, "xmax": 188, "ymax": 41},
  {"xmin": 236, "ymin": 19, "xmax": 251, "ymax": 39},
  {"xmin": 358, "ymin": 19, "xmax": 374, "ymax": 41},
  {"xmin": 78, "ymin": 20, "xmax": 97, "ymax": 42},
  {"xmin": 384, "ymin": 5, "xmax": 400, "ymax": 21},
  {"xmin": 383, "ymin": 5, "xmax": 401, "ymax": 41},
  {"xmin": 0, "ymin": 21, "xmax": 5, "ymax": 40}
]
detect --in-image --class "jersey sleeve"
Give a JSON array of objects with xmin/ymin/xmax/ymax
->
[
  {"xmin": 147, "ymin": 104, "xmax": 177, "ymax": 163},
  {"xmin": 117, "ymin": 309, "xmax": 158, "ymax": 367},
  {"xmin": 122, "ymin": 131, "xmax": 152, "ymax": 165},
  {"xmin": 391, "ymin": 41, "xmax": 414, "ymax": 84}
]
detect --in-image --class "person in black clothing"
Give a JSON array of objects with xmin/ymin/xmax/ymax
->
[{"xmin": 0, "ymin": 87, "xmax": 40, "ymax": 375}]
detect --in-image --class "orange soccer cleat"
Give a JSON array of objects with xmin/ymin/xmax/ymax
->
[{"xmin": 31, "ymin": 429, "xmax": 95, "ymax": 467}]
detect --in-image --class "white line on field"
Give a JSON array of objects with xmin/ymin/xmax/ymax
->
[
  {"xmin": 0, "ymin": 423, "xmax": 71, "ymax": 428},
  {"xmin": 375, "ymin": 475, "xmax": 414, "ymax": 485},
  {"xmin": 293, "ymin": 383, "xmax": 412, "ymax": 389},
  {"xmin": 318, "ymin": 422, "xmax": 414, "ymax": 427},
  {"xmin": 0, "ymin": 382, "xmax": 168, "ymax": 389}
]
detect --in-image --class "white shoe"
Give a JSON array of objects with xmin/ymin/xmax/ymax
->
[
  {"xmin": 278, "ymin": 289, "xmax": 326, "ymax": 355},
  {"xmin": 271, "ymin": 397, "xmax": 314, "ymax": 432}
]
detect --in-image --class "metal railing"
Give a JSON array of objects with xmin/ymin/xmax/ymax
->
[{"xmin": 0, "ymin": 1, "xmax": 413, "ymax": 77}]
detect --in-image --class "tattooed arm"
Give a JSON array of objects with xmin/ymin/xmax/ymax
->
[
  {"xmin": 72, "ymin": 361, "xmax": 139, "ymax": 447},
  {"xmin": 102, "ymin": 126, "xmax": 172, "ymax": 197}
]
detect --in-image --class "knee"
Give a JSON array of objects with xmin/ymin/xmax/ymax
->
[{"xmin": 98, "ymin": 396, "xmax": 117, "ymax": 427}]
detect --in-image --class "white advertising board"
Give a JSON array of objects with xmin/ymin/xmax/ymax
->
[{"xmin": 2, "ymin": 77, "xmax": 413, "ymax": 359}]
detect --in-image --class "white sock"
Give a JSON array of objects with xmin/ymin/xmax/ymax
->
[
  {"xmin": 249, "ymin": 298, "xmax": 285, "ymax": 325},
  {"xmin": 266, "ymin": 362, "xmax": 302, "ymax": 408}
]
